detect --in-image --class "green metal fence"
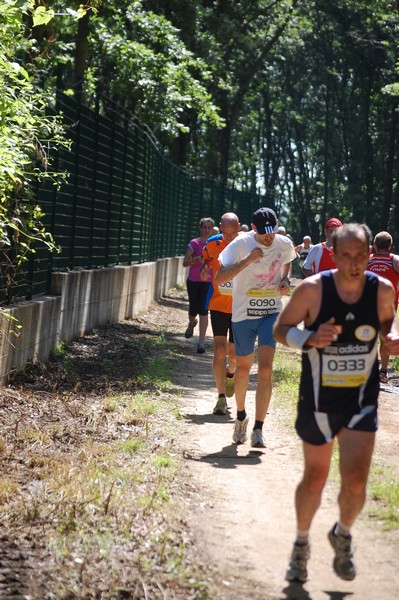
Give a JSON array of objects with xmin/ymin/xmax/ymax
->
[{"xmin": 3, "ymin": 92, "xmax": 272, "ymax": 302}]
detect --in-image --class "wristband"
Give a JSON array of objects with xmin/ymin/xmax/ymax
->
[{"xmin": 286, "ymin": 327, "xmax": 313, "ymax": 350}]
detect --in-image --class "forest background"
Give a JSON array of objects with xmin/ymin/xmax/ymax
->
[{"xmin": 2, "ymin": 0, "xmax": 399, "ymax": 268}]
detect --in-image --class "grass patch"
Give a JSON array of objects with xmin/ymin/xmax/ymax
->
[
  {"xmin": 137, "ymin": 356, "xmax": 173, "ymax": 391},
  {"xmin": 0, "ymin": 477, "xmax": 20, "ymax": 504},
  {"xmin": 1, "ymin": 320, "xmax": 215, "ymax": 598},
  {"xmin": 115, "ymin": 437, "xmax": 144, "ymax": 455},
  {"xmin": 368, "ymin": 465, "xmax": 399, "ymax": 530},
  {"xmin": 272, "ymin": 346, "xmax": 301, "ymax": 422},
  {"xmin": 390, "ymin": 355, "xmax": 399, "ymax": 372}
]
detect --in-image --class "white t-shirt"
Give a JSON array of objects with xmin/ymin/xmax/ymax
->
[
  {"xmin": 218, "ymin": 231, "xmax": 296, "ymax": 322},
  {"xmin": 302, "ymin": 243, "xmax": 332, "ymax": 273}
]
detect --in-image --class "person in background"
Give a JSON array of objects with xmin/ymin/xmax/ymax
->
[
  {"xmin": 183, "ymin": 217, "xmax": 214, "ymax": 353},
  {"xmin": 273, "ymin": 223, "xmax": 399, "ymax": 584},
  {"xmin": 302, "ymin": 218, "xmax": 343, "ymax": 276},
  {"xmin": 277, "ymin": 226, "xmax": 295, "ymax": 278},
  {"xmin": 239, "ymin": 224, "xmax": 249, "ymax": 232},
  {"xmin": 367, "ymin": 230, "xmax": 399, "ymax": 383},
  {"xmin": 201, "ymin": 213, "xmax": 241, "ymax": 414},
  {"xmin": 295, "ymin": 235, "xmax": 313, "ymax": 278},
  {"xmin": 216, "ymin": 207, "xmax": 296, "ymax": 447},
  {"xmin": 213, "ymin": 226, "xmax": 220, "ymax": 235}
]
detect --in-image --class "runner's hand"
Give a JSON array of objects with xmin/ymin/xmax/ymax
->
[
  {"xmin": 249, "ymin": 247, "xmax": 264, "ymax": 263},
  {"xmin": 385, "ymin": 332, "xmax": 399, "ymax": 355},
  {"xmin": 309, "ymin": 318, "xmax": 342, "ymax": 348}
]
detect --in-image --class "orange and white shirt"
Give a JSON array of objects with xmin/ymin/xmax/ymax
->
[{"xmin": 202, "ymin": 234, "xmax": 233, "ymax": 314}]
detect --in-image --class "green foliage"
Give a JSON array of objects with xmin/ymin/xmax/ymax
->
[
  {"xmin": 86, "ymin": 1, "xmax": 223, "ymax": 136},
  {"xmin": 8, "ymin": 0, "xmax": 399, "ymax": 252},
  {"xmin": 30, "ymin": 3, "xmax": 93, "ymax": 27},
  {"xmin": 0, "ymin": 1, "xmax": 70, "ymax": 297}
]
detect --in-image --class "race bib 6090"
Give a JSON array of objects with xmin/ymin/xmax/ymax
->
[{"xmin": 246, "ymin": 288, "xmax": 279, "ymax": 317}]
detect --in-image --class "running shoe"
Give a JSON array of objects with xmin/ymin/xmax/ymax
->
[
  {"xmin": 233, "ymin": 417, "xmax": 249, "ymax": 444},
  {"xmin": 197, "ymin": 341, "xmax": 206, "ymax": 354},
  {"xmin": 184, "ymin": 318, "xmax": 198, "ymax": 339},
  {"xmin": 379, "ymin": 369, "xmax": 388, "ymax": 384},
  {"xmin": 328, "ymin": 524, "xmax": 356, "ymax": 581},
  {"xmin": 213, "ymin": 396, "xmax": 227, "ymax": 415},
  {"xmin": 285, "ymin": 542, "xmax": 310, "ymax": 583},
  {"xmin": 251, "ymin": 428, "xmax": 266, "ymax": 448},
  {"xmin": 225, "ymin": 375, "xmax": 235, "ymax": 398}
]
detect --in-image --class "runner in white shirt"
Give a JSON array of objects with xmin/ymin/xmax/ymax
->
[{"xmin": 216, "ymin": 207, "xmax": 296, "ymax": 447}]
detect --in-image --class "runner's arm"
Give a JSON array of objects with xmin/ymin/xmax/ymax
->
[
  {"xmin": 277, "ymin": 263, "xmax": 292, "ymax": 295},
  {"xmin": 393, "ymin": 253, "xmax": 399, "ymax": 275},
  {"xmin": 183, "ymin": 246, "xmax": 202, "ymax": 268},
  {"xmin": 216, "ymin": 247, "xmax": 263, "ymax": 284},
  {"xmin": 302, "ymin": 245, "xmax": 318, "ymax": 277},
  {"xmin": 377, "ymin": 278, "xmax": 399, "ymax": 355},
  {"xmin": 200, "ymin": 252, "xmax": 212, "ymax": 281},
  {"xmin": 273, "ymin": 279, "xmax": 342, "ymax": 349}
]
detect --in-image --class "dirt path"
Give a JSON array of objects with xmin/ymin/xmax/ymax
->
[{"xmin": 154, "ymin": 291, "xmax": 399, "ymax": 600}]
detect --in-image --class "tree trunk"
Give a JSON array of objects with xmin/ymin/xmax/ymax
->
[
  {"xmin": 74, "ymin": 11, "xmax": 90, "ymax": 99},
  {"xmin": 381, "ymin": 101, "xmax": 398, "ymax": 229}
]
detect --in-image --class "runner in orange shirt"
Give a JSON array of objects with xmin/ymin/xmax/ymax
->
[{"xmin": 201, "ymin": 213, "xmax": 241, "ymax": 415}]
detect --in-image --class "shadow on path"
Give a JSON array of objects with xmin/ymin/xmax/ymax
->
[{"xmin": 280, "ymin": 583, "xmax": 354, "ymax": 600}]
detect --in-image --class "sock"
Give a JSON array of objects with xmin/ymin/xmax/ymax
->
[
  {"xmin": 237, "ymin": 410, "xmax": 247, "ymax": 421},
  {"xmin": 218, "ymin": 393, "xmax": 226, "ymax": 399},
  {"xmin": 226, "ymin": 370, "xmax": 234, "ymax": 378},
  {"xmin": 335, "ymin": 521, "xmax": 351, "ymax": 537},
  {"xmin": 295, "ymin": 529, "xmax": 310, "ymax": 545},
  {"xmin": 253, "ymin": 420, "xmax": 263, "ymax": 431}
]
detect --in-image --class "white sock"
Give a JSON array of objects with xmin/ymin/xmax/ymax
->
[
  {"xmin": 335, "ymin": 521, "xmax": 351, "ymax": 537},
  {"xmin": 296, "ymin": 529, "xmax": 310, "ymax": 544}
]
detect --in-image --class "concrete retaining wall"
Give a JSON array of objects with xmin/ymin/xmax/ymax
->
[{"xmin": 0, "ymin": 256, "xmax": 187, "ymax": 385}]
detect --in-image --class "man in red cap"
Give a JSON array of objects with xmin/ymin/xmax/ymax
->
[{"xmin": 302, "ymin": 218, "xmax": 343, "ymax": 276}]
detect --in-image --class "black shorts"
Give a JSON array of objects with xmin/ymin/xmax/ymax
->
[
  {"xmin": 295, "ymin": 401, "xmax": 378, "ymax": 446},
  {"xmin": 210, "ymin": 310, "xmax": 234, "ymax": 343},
  {"xmin": 186, "ymin": 279, "xmax": 210, "ymax": 316}
]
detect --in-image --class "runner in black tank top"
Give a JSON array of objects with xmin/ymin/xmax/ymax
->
[
  {"xmin": 273, "ymin": 224, "xmax": 399, "ymax": 584},
  {"xmin": 297, "ymin": 270, "xmax": 380, "ymax": 445}
]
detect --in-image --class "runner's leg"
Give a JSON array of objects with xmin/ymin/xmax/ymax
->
[
  {"xmin": 255, "ymin": 345, "xmax": 275, "ymax": 421},
  {"xmin": 336, "ymin": 429, "xmax": 375, "ymax": 526},
  {"xmin": 295, "ymin": 441, "xmax": 333, "ymax": 531},
  {"xmin": 213, "ymin": 335, "xmax": 228, "ymax": 394},
  {"xmin": 234, "ymin": 353, "xmax": 253, "ymax": 411}
]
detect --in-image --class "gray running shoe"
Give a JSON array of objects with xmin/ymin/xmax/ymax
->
[
  {"xmin": 328, "ymin": 524, "xmax": 356, "ymax": 581},
  {"xmin": 285, "ymin": 542, "xmax": 310, "ymax": 583},
  {"xmin": 196, "ymin": 341, "xmax": 206, "ymax": 354},
  {"xmin": 184, "ymin": 318, "xmax": 198, "ymax": 339},
  {"xmin": 251, "ymin": 428, "xmax": 266, "ymax": 448},
  {"xmin": 213, "ymin": 396, "xmax": 227, "ymax": 415},
  {"xmin": 233, "ymin": 417, "xmax": 249, "ymax": 444}
]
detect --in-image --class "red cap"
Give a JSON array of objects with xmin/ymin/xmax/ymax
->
[{"xmin": 325, "ymin": 217, "xmax": 343, "ymax": 229}]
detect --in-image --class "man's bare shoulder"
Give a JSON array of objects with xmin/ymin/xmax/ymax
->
[
  {"xmin": 293, "ymin": 274, "xmax": 321, "ymax": 296},
  {"xmin": 375, "ymin": 274, "xmax": 395, "ymax": 295}
]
